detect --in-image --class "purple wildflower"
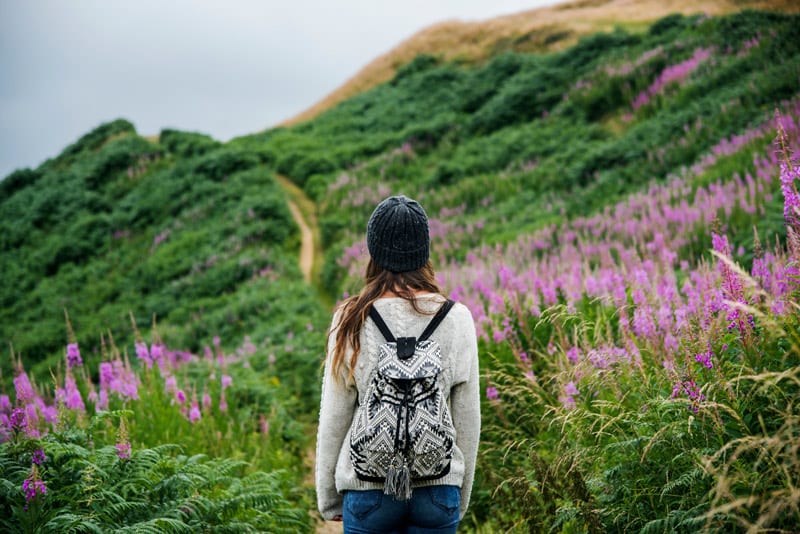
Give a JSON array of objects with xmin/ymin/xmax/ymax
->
[
  {"xmin": 672, "ymin": 379, "xmax": 706, "ymax": 413},
  {"xmin": 175, "ymin": 390, "xmax": 186, "ymax": 404},
  {"xmin": 259, "ymin": 414, "xmax": 270, "ymax": 435},
  {"xmin": 566, "ymin": 346, "xmax": 582, "ymax": 364},
  {"xmin": 14, "ymin": 372, "xmax": 35, "ymax": 404},
  {"xmin": 485, "ymin": 386, "xmax": 499, "ymax": 401},
  {"xmin": 150, "ymin": 344, "xmax": 164, "ymax": 363},
  {"xmin": 116, "ymin": 442, "xmax": 131, "ymax": 460},
  {"xmin": 22, "ymin": 474, "xmax": 47, "ymax": 502},
  {"xmin": 694, "ymin": 348, "xmax": 714, "ymax": 369},
  {"xmin": 188, "ymin": 401, "xmax": 201, "ymax": 424},
  {"xmin": 24, "ymin": 404, "xmax": 40, "ymax": 437},
  {"xmin": 221, "ymin": 375, "xmax": 233, "ymax": 390},
  {"xmin": 10, "ymin": 408, "xmax": 25, "ymax": 431},
  {"xmin": 564, "ymin": 381, "xmax": 580, "ymax": 397},
  {"xmin": 632, "ymin": 47, "xmax": 712, "ymax": 111},
  {"xmin": 135, "ymin": 342, "xmax": 152, "ymax": 368},
  {"xmin": 66, "ymin": 343, "xmax": 82, "ymax": 368},
  {"xmin": 97, "ymin": 389, "xmax": 109, "ymax": 412},
  {"xmin": 99, "ymin": 362, "xmax": 114, "ymax": 389},
  {"xmin": 31, "ymin": 449, "xmax": 46, "ymax": 465},
  {"xmin": 780, "ymin": 160, "xmax": 800, "ymax": 226},
  {"xmin": 164, "ymin": 375, "xmax": 177, "ymax": 393},
  {"xmin": 64, "ymin": 375, "xmax": 85, "ymax": 412}
]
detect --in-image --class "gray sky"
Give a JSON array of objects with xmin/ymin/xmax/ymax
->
[{"xmin": 0, "ymin": 0, "xmax": 559, "ymax": 179}]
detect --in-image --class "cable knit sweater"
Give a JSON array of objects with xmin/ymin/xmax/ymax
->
[{"xmin": 315, "ymin": 295, "xmax": 481, "ymax": 521}]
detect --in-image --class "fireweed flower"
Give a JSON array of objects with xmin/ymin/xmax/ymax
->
[
  {"xmin": 164, "ymin": 375, "xmax": 177, "ymax": 393},
  {"xmin": 564, "ymin": 381, "xmax": 580, "ymax": 397},
  {"xmin": 566, "ymin": 346, "xmax": 582, "ymax": 364},
  {"xmin": 22, "ymin": 468, "xmax": 47, "ymax": 502},
  {"xmin": 149, "ymin": 344, "xmax": 164, "ymax": 365},
  {"xmin": 116, "ymin": 442, "xmax": 132, "ymax": 459},
  {"xmin": 99, "ymin": 362, "xmax": 114, "ymax": 389},
  {"xmin": 202, "ymin": 391, "xmax": 212, "ymax": 411},
  {"xmin": 485, "ymin": 386, "xmax": 499, "ymax": 401},
  {"xmin": 66, "ymin": 343, "xmax": 82, "ymax": 368},
  {"xmin": 64, "ymin": 375, "xmax": 85, "ymax": 412},
  {"xmin": 10, "ymin": 408, "xmax": 25, "ymax": 431},
  {"xmin": 24, "ymin": 404, "xmax": 40, "ymax": 438},
  {"xmin": 31, "ymin": 449, "xmax": 46, "ymax": 465},
  {"xmin": 14, "ymin": 372, "xmax": 35, "ymax": 404},
  {"xmin": 175, "ymin": 390, "xmax": 186, "ymax": 404},
  {"xmin": 671, "ymin": 379, "xmax": 706, "ymax": 413},
  {"xmin": 135, "ymin": 342, "xmax": 152, "ymax": 368},
  {"xmin": 259, "ymin": 414, "xmax": 270, "ymax": 435},
  {"xmin": 97, "ymin": 390, "xmax": 109, "ymax": 412},
  {"xmin": 116, "ymin": 419, "xmax": 131, "ymax": 460},
  {"xmin": 189, "ymin": 401, "xmax": 201, "ymax": 423},
  {"xmin": 694, "ymin": 347, "xmax": 714, "ymax": 369},
  {"xmin": 780, "ymin": 160, "xmax": 800, "ymax": 225},
  {"xmin": 219, "ymin": 391, "xmax": 228, "ymax": 412},
  {"xmin": 221, "ymin": 375, "xmax": 233, "ymax": 390},
  {"xmin": 188, "ymin": 390, "xmax": 201, "ymax": 423}
]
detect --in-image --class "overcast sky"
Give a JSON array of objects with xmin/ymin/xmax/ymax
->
[{"xmin": 0, "ymin": 0, "xmax": 561, "ymax": 179}]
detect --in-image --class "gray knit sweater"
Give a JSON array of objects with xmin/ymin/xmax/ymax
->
[{"xmin": 315, "ymin": 295, "xmax": 481, "ymax": 521}]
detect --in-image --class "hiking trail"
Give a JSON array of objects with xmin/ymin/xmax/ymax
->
[
  {"xmin": 276, "ymin": 174, "xmax": 342, "ymax": 532},
  {"xmin": 275, "ymin": 175, "xmax": 318, "ymax": 284}
]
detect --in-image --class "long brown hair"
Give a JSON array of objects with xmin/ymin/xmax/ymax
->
[{"xmin": 329, "ymin": 258, "xmax": 443, "ymax": 383}]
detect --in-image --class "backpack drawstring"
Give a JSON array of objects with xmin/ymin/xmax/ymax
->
[{"xmin": 385, "ymin": 380, "xmax": 412, "ymax": 501}]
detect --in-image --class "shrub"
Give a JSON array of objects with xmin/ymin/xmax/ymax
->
[
  {"xmin": 160, "ymin": 129, "xmax": 221, "ymax": 158},
  {"xmin": 193, "ymin": 148, "xmax": 260, "ymax": 181}
]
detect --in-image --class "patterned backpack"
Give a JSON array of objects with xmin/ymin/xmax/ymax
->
[{"xmin": 350, "ymin": 299, "xmax": 456, "ymax": 501}]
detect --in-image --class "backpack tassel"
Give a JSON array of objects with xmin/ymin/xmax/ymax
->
[{"xmin": 385, "ymin": 458, "xmax": 412, "ymax": 501}]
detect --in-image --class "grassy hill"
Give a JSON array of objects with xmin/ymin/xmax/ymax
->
[
  {"xmin": 281, "ymin": 0, "xmax": 800, "ymax": 126},
  {"xmin": 1, "ymin": 5, "xmax": 800, "ymax": 532}
]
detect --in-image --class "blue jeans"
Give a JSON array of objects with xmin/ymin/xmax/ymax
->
[{"xmin": 343, "ymin": 485, "xmax": 460, "ymax": 534}]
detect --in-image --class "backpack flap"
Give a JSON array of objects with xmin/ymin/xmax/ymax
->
[
  {"xmin": 377, "ymin": 340, "xmax": 442, "ymax": 380},
  {"xmin": 396, "ymin": 336, "xmax": 416, "ymax": 359}
]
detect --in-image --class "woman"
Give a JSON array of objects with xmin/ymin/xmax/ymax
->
[{"xmin": 316, "ymin": 195, "xmax": 480, "ymax": 533}]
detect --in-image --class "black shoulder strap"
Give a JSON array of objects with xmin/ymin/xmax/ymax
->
[
  {"xmin": 368, "ymin": 306, "xmax": 396, "ymax": 342},
  {"xmin": 419, "ymin": 299, "xmax": 455, "ymax": 342},
  {"xmin": 369, "ymin": 299, "xmax": 455, "ymax": 343}
]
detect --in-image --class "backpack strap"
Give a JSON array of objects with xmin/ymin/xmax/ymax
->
[
  {"xmin": 419, "ymin": 299, "xmax": 455, "ymax": 342},
  {"xmin": 368, "ymin": 306, "xmax": 396, "ymax": 342},
  {"xmin": 369, "ymin": 298, "xmax": 455, "ymax": 343}
]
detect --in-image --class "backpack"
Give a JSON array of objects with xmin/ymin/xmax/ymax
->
[{"xmin": 349, "ymin": 299, "xmax": 456, "ymax": 501}]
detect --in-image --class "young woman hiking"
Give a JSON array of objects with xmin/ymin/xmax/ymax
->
[{"xmin": 316, "ymin": 195, "xmax": 480, "ymax": 533}]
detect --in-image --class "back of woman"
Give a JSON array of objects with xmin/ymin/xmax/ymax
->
[{"xmin": 316, "ymin": 196, "xmax": 480, "ymax": 534}]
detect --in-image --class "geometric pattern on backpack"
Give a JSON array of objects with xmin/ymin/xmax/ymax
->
[{"xmin": 350, "ymin": 300, "xmax": 456, "ymax": 501}]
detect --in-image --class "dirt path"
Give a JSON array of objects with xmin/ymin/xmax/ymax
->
[
  {"xmin": 285, "ymin": 197, "xmax": 314, "ymax": 283},
  {"xmin": 275, "ymin": 175, "xmax": 323, "ymax": 288},
  {"xmin": 276, "ymin": 175, "xmax": 341, "ymax": 533}
]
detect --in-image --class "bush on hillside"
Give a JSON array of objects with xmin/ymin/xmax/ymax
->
[
  {"xmin": 160, "ymin": 128, "xmax": 221, "ymax": 158},
  {"xmin": 193, "ymin": 148, "xmax": 260, "ymax": 181},
  {"xmin": 57, "ymin": 119, "xmax": 136, "ymax": 163}
]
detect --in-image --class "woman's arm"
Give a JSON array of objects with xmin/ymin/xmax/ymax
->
[
  {"xmin": 315, "ymin": 313, "xmax": 357, "ymax": 520},
  {"xmin": 450, "ymin": 308, "xmax": 481, "ymax": 519}
]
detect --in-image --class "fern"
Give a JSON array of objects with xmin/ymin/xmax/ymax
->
[{"xmin": 0, "ymin": 423, "xmax": 312, "ymax": 533}]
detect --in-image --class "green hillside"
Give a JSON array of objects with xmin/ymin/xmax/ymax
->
[{"xmin": 2, "ymin": 9, "xmax": 800, "ymax": 532}]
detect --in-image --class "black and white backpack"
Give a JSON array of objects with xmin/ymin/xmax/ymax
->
[{"xmin": 349, "ymin": 299, "xmax": 456, "ymax": 501}]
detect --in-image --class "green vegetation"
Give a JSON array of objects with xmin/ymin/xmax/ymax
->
[{"xmin": 2, "ymin": 9, "xmax": 799, "ymax": 532}]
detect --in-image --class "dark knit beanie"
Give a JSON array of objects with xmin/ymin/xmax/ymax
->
[{"xmin": 366, "ymin": 195, "xmax": 430, "ymax": 273}]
